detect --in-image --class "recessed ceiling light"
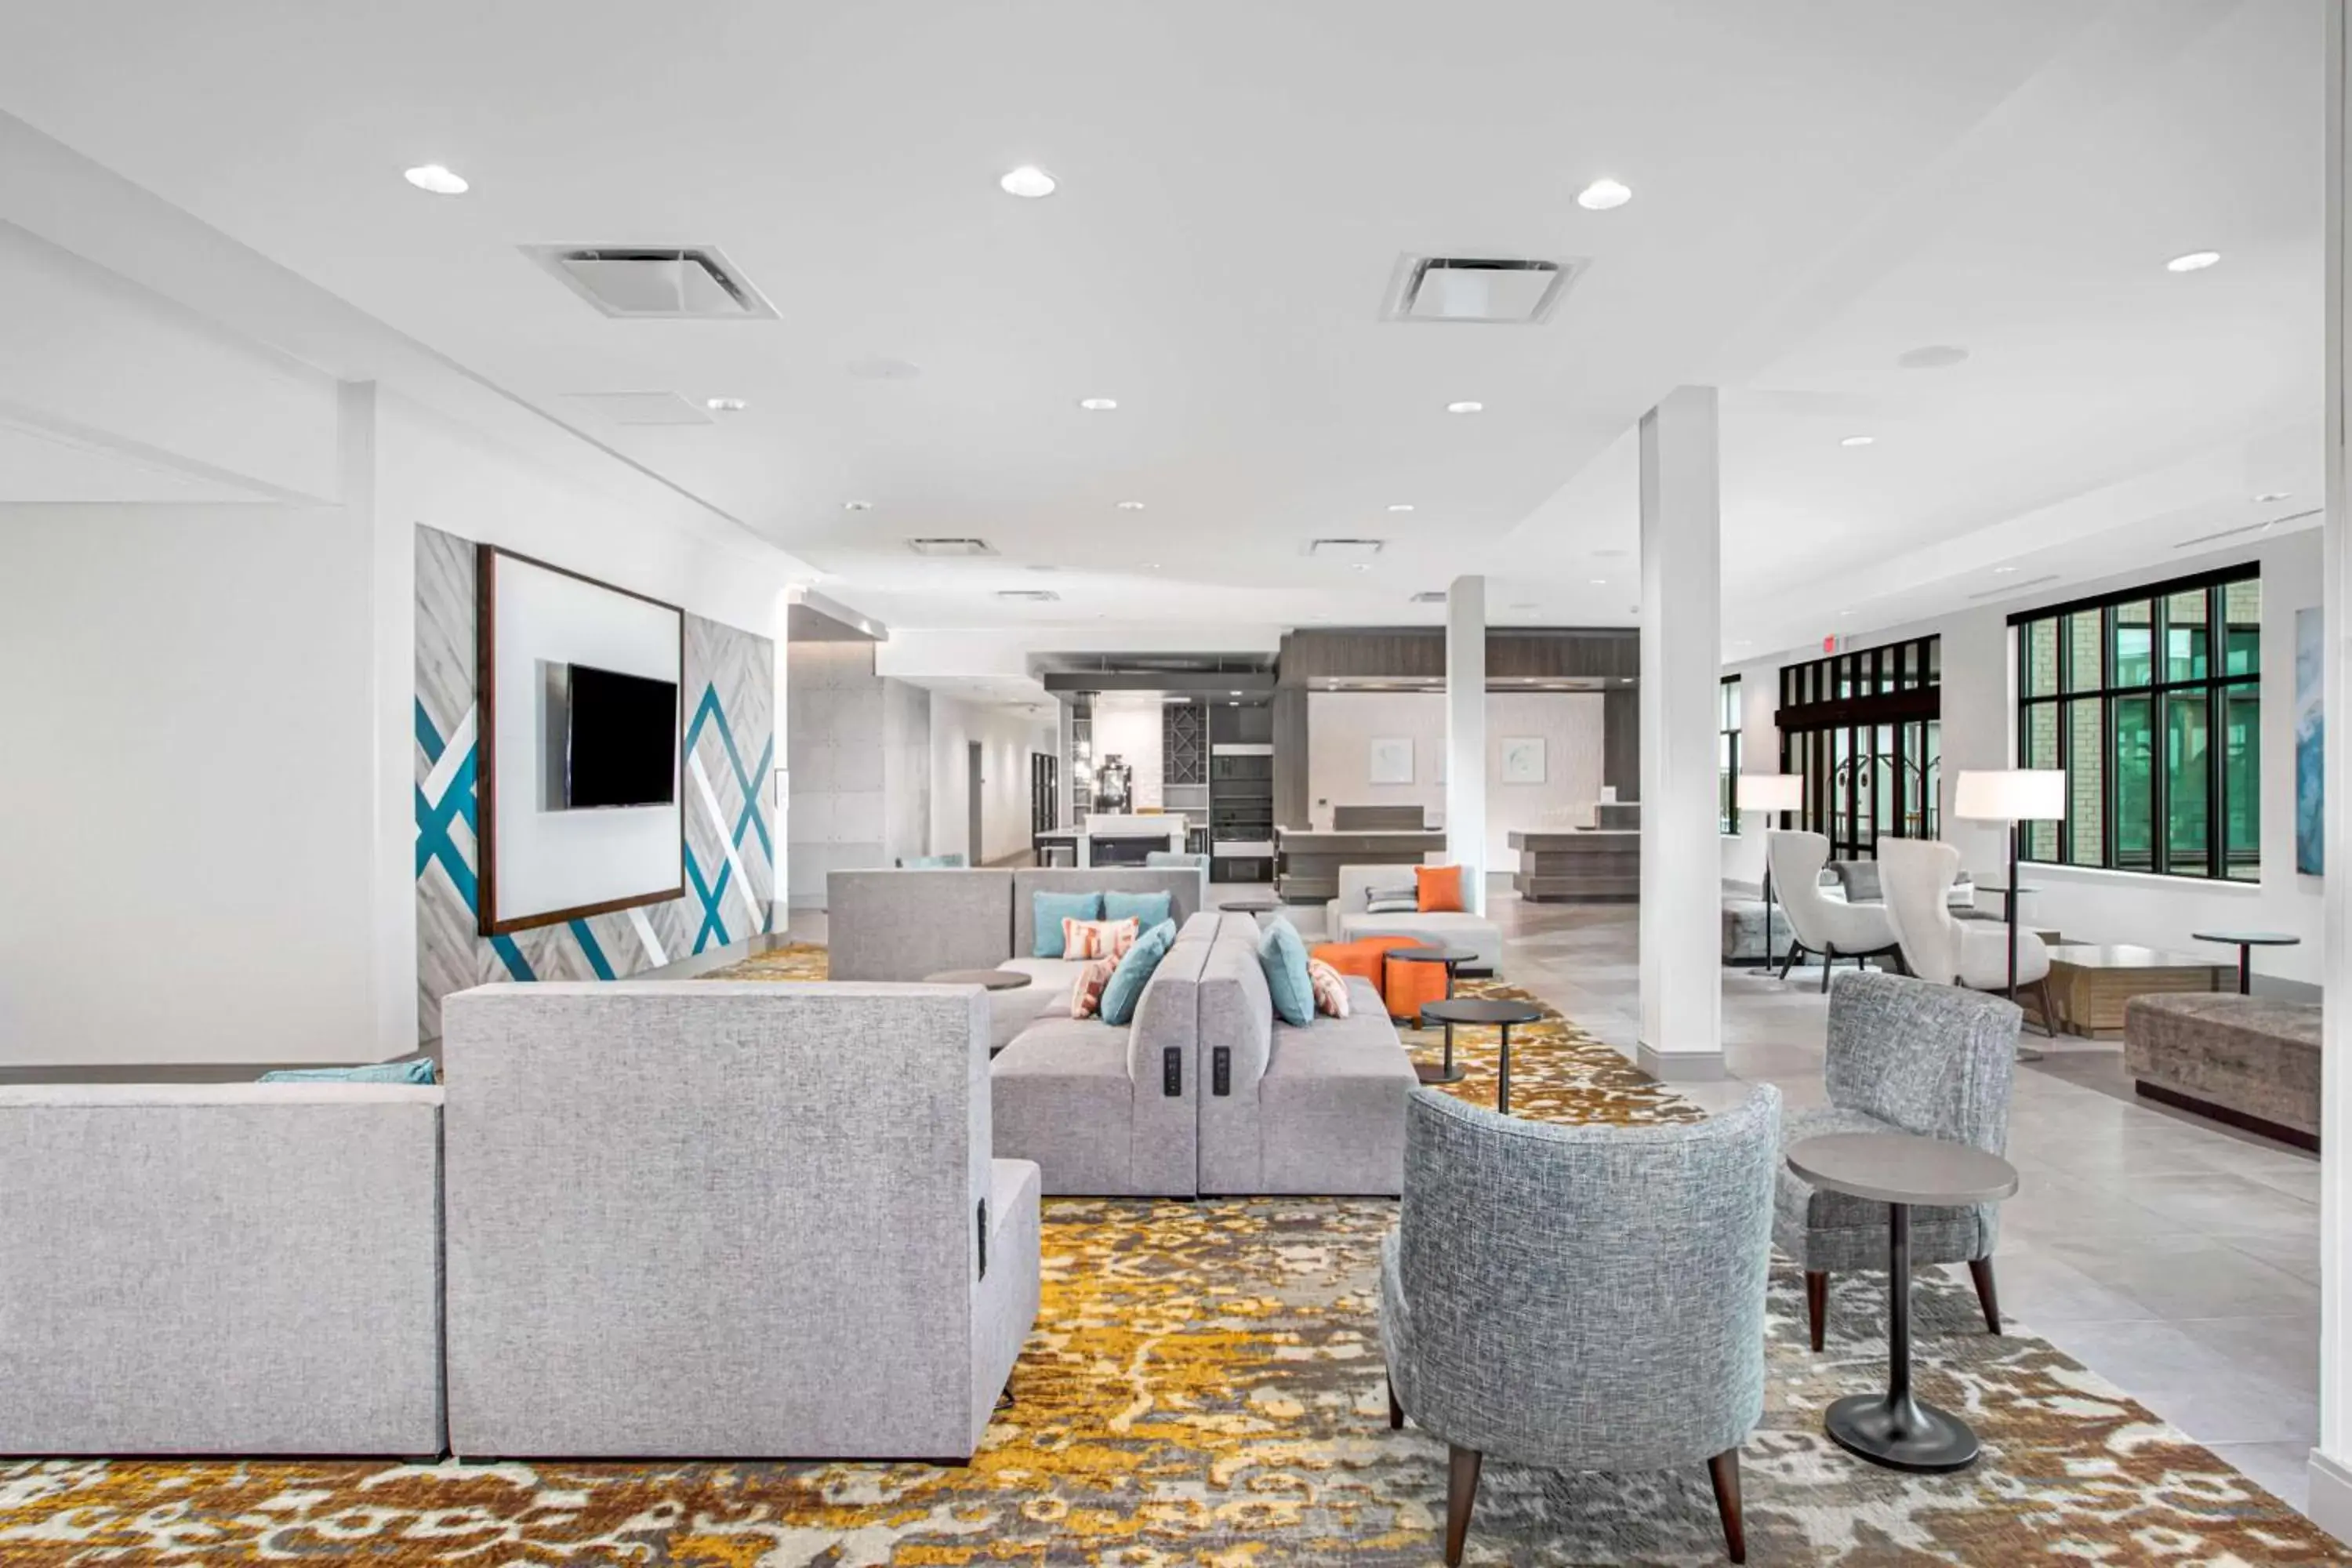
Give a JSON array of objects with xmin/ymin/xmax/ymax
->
[
  {"xmin": 1896, "ymin": 344, "xmax": 1970, "ymax": 371},
  {"xmin": 1116, "ymin": 500, "xmax": 1146, "ymax": 511},
  {"xmin": 1078, "ymin": 397, "xmax": 1118, "ymax": 412},
  {"xmin": 1148, "ymin": 562, "xmax": 1162, "ymax": 571},
  {"xmin": 1445, "ymin": 401, "xmax": 1484, "ymax": 415},
  {"xmin": 1387, "ymin": 503, "xmax": 1415, "ymax": 513},
  {"xmin": 705, "ymin": 397, "xmax": 747, "ymax": 412},
  {"xmin": 2166, "ymin": 250, "xmax": 2222, "ymax": 273},
  {"xmin": 1353, "ymin": 563, "xmax": 1372, "ymax": 572},
  {"xmin": 1229, "ymin": 690, "xmax": 1243, "ymax": 697},
  {"xmin": 2256, "ymin": 491, "xmax": 2292, "ymax": 503},
  {"xmin": 1589, "ymin": 577, "xmax": 1608, "ymax": 586},
  {"xmin": 1839, "ymin": 434, "xmax": 1875, "ymax": 448},
  {"xmin": 843, "ymin": 499, "xmax": 873, "ymax": 512},
  {"xmin": 1575, "ymin": 177, "xmax": 1633, "ymax": 211},
  {"xmin": 403, "ymin": 163, "xmax": 468, "ymax": 195},
  {"xmin": 999, "ymin": 165, "xmax": 1057, "ymax": 199},
  {"xmin": 1991, "ymin": 565, "xmax": 2018, "ymax": 575}
]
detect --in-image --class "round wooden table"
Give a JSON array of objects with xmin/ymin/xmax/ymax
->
[
  {"xmin": 1785, "ymin": 1132, "xmax": 2019, "ymax": 1474},
  {"xmin": 2191, "ymin": 930, "xmax": 2300, "ymax": 995},
  {"xmin": 1417, "ymin": 997, "xmax": 1542, "ymax": 1108},
  {"xmin": 922, "ymin": 968, "xmax": 1032, "ymax": 990}
]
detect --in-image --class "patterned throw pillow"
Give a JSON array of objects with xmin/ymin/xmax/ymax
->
[
  {"xmin": 1062, "ymin": 916, "xmax": 1142, "ymax": 961},
  {"xmin": 1364, "ymin": 882, "xmax": 1417, "ymax": 914},
  {"xmin": 1069, "ymin": 957, "xmax": 1118, "ymax": 1019},
  {"xmin": 1306, "ymin": 958, "xmax": 1352, "ymax": 1018}
]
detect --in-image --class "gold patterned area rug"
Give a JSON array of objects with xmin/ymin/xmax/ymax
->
[{"xmin": 0, "ymin": 959, "xmax": 2336, "ymax": 1564}]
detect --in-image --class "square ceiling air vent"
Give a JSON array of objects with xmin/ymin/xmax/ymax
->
[
  {"xmin": 522, "ymin": 245, "xmax": 779, "ymax": 319},
  {"xmin": 1383, "ymin": 255, "xmax": 1581, "ymax": 325},
  {"xmin": 1308, "ymin": 538, "xmax": 1385, "ymax": 560},
  {"xmin": 997, "ymin": 589, "xmax": 1060, "ymax": 602},
  {"xmin": 907, "ymin": 538, "xmax": 997, "ymax": 557},
  {"xmin": 561, "ymin": 391, "xmax": 713, "ymax": 426}
]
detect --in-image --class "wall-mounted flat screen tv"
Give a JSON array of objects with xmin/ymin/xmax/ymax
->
[{"xmin": 564, "ymin": 663, "xmax": 678, "ymax": 809}]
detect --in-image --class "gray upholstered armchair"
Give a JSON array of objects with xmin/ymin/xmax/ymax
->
[
  {"xmin": 1778, "ymin": 969, "xmax": 2020, "ymax": 1352},
  {"xmin": 1380, "ymin": 1086, "xmax": 1782, "ymax": 1566}
]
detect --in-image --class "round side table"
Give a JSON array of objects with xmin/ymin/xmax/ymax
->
[
  {"xmin": 1785, "ymin": 1132, "xmax": 2019, "ymax": 1474},
  {"xmin": 923, "ymin": 968, "xmax": 1032, "ymax": 990},
  {"xmin": 1417, "ymin": 997, "xmax": 1542, "ymax": 1109},
  {"xmin": 2190, "ymin": 930, "xmax": 2300, "ymax": 996}
]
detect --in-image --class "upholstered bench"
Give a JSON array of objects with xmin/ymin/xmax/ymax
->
[
  {"xmin": 1720, "ymin": 898, "xmax": 1793, "ymax": 964},
  {"xmin": 2124, "ymin": 993, "xmax": 2321, "ymax": 1149}
]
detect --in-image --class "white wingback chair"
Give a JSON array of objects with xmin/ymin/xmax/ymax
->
[
  {"xmin": 1876, "ymin": 837, "xmax": 2053, "ymax": 1034},
  {"xmin": 1765, "ymin": 831, "xmax": 1900, "ymax": 992}
]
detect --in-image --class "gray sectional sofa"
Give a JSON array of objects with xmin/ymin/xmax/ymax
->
[
  {"xmin": 1198, "ymin": 913, "xmax": 1418, "ymax": 1195},
  {"xmin": 441, "ymin": 981, "xmax": 1039, "ymax": 1462},
  {"xmin": 0, "ymin": 1082, "xmax": 446, "ymax": 1457}
]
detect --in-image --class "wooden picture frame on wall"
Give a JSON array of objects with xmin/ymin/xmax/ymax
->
[{"xmin": 476, "ymin": 543, "xmax": 687, "ymax": 936}]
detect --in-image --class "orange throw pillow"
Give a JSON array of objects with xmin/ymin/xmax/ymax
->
[{"xmin": 1415, "ymin": 865, "xmax": 1465, "ymax": 913}]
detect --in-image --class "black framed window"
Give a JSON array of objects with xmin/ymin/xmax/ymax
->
[
  {"xmin": 1719, "ymin": 676, "xmax": 1743, "ymax": 833},
  {"xmin": 1775, "ymin": 637, "xmax": 1940, "ymax": 861},
  {"xmin": 2013, "ymin": 565, "xmax": 2258, "ymax": 880}
]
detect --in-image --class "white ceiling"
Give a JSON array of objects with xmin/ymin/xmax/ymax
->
[
  {"xmin": 0, "ymin": 421, "xmax": 278, "ymax": 503},
  {"xmin": 0, "ymin": 0, "xmax": 2321, "ymax": 654}
]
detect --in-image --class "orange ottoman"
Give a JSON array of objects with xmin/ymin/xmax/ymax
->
[{"xmin": 1312, "ymin": 935, "xmax": 1446, "ymax": 1024}]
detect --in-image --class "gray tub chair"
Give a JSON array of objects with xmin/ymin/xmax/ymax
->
[
  {"xmin": 1380, "ymin": 1085, "xmax": 1782, "ymax": 1566},
  {"xmin": 1780, "ymin": 969, "xmax": 2020, "ymax": 1352}
]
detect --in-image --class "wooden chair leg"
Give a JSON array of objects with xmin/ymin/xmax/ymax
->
[
  {"xmin": 1388, "ymin": 1378, "xmax": 1403, "ymax": 1430},
  {"xmin": 1708, "ymin": 1449, "xmax": 1747, "ymax": 1564},
  {"xmin": 2029, "ymin": 976, "xmax": 2057, "ymax": 1038},
  {"xmin": 1805, "ymin": 1269, "xmax": 1828, "ymax": 1352},
  {"xmin": 1444, "ymin": 1446, "xmax": 1483, "ymax": 1567},
  {"xmin": 1968, "ymin": 1257, "xmax": 2002, "ymax": 1335}
]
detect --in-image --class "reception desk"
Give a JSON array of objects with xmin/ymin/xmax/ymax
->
[
  {"xmin": 1274, "ymin": 827, "xmax": 1446, "ymax": 904},
  {"xmin": 1509, "ymin": 829, "xmax": 1639, "ymax": 903}
]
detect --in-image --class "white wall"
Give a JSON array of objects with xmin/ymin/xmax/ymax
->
[
  {"xmin": 931, "ymin": 695, "xmax": 1057, "ymax": 865},
  {"xmin": 1091, "ymin": 695, "xmax": 1167, "ymax": 811},
  {"xmin": 1728, "ymin": 531, "xmax": 2322, "ymax": 986},
  {"xmin": 1719, "ymin": 652, "xmax": 1784, "ymax": 891},
  {"xmin": 1307, "ymin": 691, "xmax": 1606, "ymax": 870},
  {"xmin": 0, "ymin": 503, "xmax": 376, "ymax": 1062}
]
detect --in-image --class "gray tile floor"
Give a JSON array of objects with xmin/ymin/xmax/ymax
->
[
  {"xmin": 792, "ymin": 884, "xmax": 2323, "ymax": 1513},
  {"xmin": 1476, "ymin": 891, "xmax": 2323, "ymax": 1515}
]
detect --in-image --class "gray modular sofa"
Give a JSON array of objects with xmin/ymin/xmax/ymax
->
[
  {"xmin": 829, "ymin": 866, "xmax": 1207, "ymax": 1050},
  {"xmin": 1198, "ymin": 913, "xmax": 1419, "ymax": 1195},
  {"xmin": 2125, "ymin": 993, "xmax": 2321, "ymax": 1149},
  {"xmin": 0, "ymin": 1082, "xmax": 445, "ymax": 1457},
  {"xmin": 441, "ymin": 982, "xmax": 1040, "ymax": 1462},
  {"xmin": 1326, "ymin": 865, "xmax": 1504, "ymax": 973},
  {"xmin": 993, "ymin": 915, "xmax": 1210, "ymax": 1196}
]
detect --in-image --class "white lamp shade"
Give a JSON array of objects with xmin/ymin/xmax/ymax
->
[
  {"xmin": 1737, "ymin": 772, "xmax": 1803, "ymax": 813},
  {"xmin": 1953, "ymin": 768, "xmax": 2067, "ymax": 823}
]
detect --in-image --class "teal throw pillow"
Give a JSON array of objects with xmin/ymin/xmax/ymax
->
[
  {"xmin": 1033, "ymin": 891, "xmax": 1104, "ymax": 957},
  {"xmin": 1257, "ymin": 916, "xmax": 1315, "ymax": 1027},
  {"xmin": 1102, "ymin": 889, "xmax": 1174, "ymax": 929},
  {"xmin": 260, "ymin": 1056, "xmax": 437, "ymax": 1086},
  {"xmin": 1101, "ymin": 918, "xmax": 1178, "ymax": 1027}
]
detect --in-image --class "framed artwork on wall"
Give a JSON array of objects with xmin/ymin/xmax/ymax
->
[
  {"xmin": 1501, "ymin": 736, "xmax": 1547, "ymax": 785},
  {"xmin": 1369, "ymin": 736, "xmax": 1414, "ymax": 786},
  {"xmin": 2297, "ymin": 605, "xmax": 2323, "ymax": 875}
]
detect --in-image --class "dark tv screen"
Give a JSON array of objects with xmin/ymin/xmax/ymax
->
[{"xmin": 564, "ymin": 664, "xmax": 677, "ymax": 809}]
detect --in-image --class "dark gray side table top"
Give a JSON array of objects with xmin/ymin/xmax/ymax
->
[
  {"xmin": 1388, "ymin": 946, "xmax": 1479, "ymax": 965},
  {"xmin": 924, "ymin": 968, "xmax": 1032, "ymax": 990},
  {"xmin": 1420, "ymin": 998, "xmax": 1541, "ymax": 1026},
  {"xmin": 1786, "ymin": 1133, "xmax": 2018, "ymax": 1207},
  {"xmin": 2192, "ymin": 930, "xmax": 2301, "ymax": 946}
]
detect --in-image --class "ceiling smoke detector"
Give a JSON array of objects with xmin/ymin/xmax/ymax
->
[
  {"xmin": 997, "ymin": 588, "xmax": 1061, "ymax": 602},
  {"xmin": 1384, "ymin": 255, "xmax": 1581, "ymax": 325},
  {"xmin": 906, "ymin": 538, "xmax": 997, "ymax": 557},
  {"xmin": 522, "ymin": 245, "xmax": 779, "ymax": 319}
]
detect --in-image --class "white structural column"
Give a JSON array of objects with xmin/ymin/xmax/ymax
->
[
  {"xmin": 1446, "ymin": 575, "xmax": 1487, "ymax": 915},
  {"xmin": 1636, "ymin": 387, "xmax": 1725, "ymax": 1080},
  {"xmin": 2313, "ymin": 3, "xmax": 2352, "ymax": 1541}
]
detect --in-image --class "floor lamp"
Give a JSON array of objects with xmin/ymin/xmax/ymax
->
[
  {"xmin": 1953, "ymin": 769, "xmax": 2067, "ymax": 1047},
  {"xmin": 1738, "ymin": 773, "xmax": 1804, "ymax": 976}
]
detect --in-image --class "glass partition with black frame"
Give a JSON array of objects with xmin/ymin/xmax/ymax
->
[
  {"xmin": 1718, "ymin": 675, "xmax": 1742, "ymax": 833},
  {"xmin": 2012, "ymin": 565, "xmax": 2259, "ymax": 880},
  {"xmin": 1775, "ymin": 637, "xmax": 1940, "ymax": 861}
]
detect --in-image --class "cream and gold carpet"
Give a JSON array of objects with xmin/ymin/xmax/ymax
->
[{"xmin": 0, "ymin": 947, "xmax": 2334, "ymax": 1563}]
